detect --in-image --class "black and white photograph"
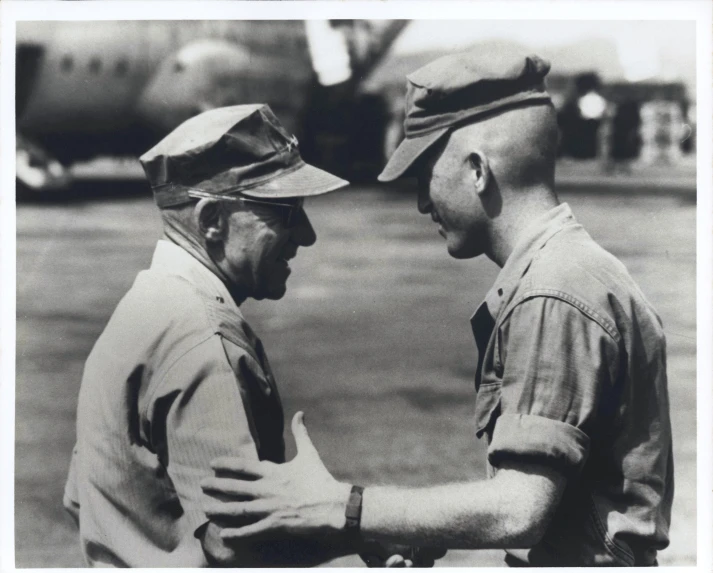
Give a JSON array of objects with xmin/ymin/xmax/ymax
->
[{"xmin": 1, "ymin": 1, "xmax": 711, "ymax": 569}]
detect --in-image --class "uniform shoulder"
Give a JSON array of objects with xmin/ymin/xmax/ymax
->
[
  {"xmin": 526, "ymin": 225, "xmax": 633, "ymax": 296},
  {"xmin": 519, "ymin": 224, "xmax": 651, "ymax": 333},
  {"xmin": 131, "ymin": 269, "xmax": 211, "ymax": 321},
  {"xmin": 103, "ymin": 268, "xmax": 216, "ymax": 357}
]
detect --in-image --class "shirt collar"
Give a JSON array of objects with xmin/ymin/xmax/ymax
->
[
  {"xmin": 471, "ymin": 202, "xmax": 576, "ymax": 326},
  {"xmin": 150, "ymin": 239, "xmax": 240, "ymax": 312}
]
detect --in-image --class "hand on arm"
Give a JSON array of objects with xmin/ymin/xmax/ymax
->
[
  {"xmin": 202, "ymin": 411, "xmax": 564, "ymax": 556},
  {"xmin": 202, "ymin": 412, "xmax": 445, "ymax": 566},
  {"xmin": 201, "ymin": 412, "xmax": 352, "ymax": 538}
]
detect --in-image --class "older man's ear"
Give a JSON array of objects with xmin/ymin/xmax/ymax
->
[{"xmin": 195, "ymin": 198, "xmax": 228, "ymax": 243}]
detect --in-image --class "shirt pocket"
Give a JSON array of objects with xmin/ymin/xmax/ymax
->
[{"xmin": 474, "ymin": 382, "xmax": 502, "ymax": 439}]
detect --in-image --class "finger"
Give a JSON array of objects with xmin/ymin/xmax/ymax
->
[
  {"xmin": 218, "ymin": 518, "xmax": 278, "ymax": 540},
  {"xmin": 210, "ymin": 457, "xmax": 273, "ymax": 478},
  {"xmin": 404, "ymin": 560, "xmax": 414, "ymax": 568},
  {"xmin": 200, "ymin": 477, "xmax": 267, "ymax": 499},
  {"xmin": 291, "ymin": 411, "xmax": 319, "ymax": 458},
  {"xmin": 385, "ymin": 554, "xmax": 406, "ymax": 567},
  {"xmin": 204, "ymin": 499, "xmax": 273, "ymax": 520}
]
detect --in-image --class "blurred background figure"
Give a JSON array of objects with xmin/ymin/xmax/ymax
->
[
  {"xmin": 608, "ymin": 100, "xmax": 641, "ymax": 170},
  {"xmin": 558, "ymin": 72, "xmax": 608, "ymax": 160}
]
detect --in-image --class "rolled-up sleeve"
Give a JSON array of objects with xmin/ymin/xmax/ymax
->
[
  {"xmin": 488, "ymin": 295, "xmax": 619, "ymax": 473},
  {"xmin": 147, "ymin": 335, "xmax": 265, "ymax": 534}
]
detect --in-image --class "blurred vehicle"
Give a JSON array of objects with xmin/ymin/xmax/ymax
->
[{"xmin": 16, "ymin": 20, "xmax": 407, "ymax": 193}]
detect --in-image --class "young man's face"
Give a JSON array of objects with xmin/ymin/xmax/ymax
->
[
  {"xmin": 414, "ymin": 143, "xmax": 486, "ymax": 260},
  {"xmin": 222, "ymin": 198, "xmax": 316, "ymax": 301}
]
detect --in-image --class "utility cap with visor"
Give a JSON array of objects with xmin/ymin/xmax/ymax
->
[
  {"xmin": 140, "ymin": 104, "xmax": 349, "ymax": 208},
  {"xmin": 378, "ymin": 51, "xmax": 552, "ymax": 182}
]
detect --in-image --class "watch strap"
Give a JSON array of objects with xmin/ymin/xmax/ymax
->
[{"xmin": 344, "ymin": 485, "xmax": 364, "ymax": 534}]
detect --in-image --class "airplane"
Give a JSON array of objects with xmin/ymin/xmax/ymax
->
[{"xmin": 16, "ymin": 20, "xmax": 408, "ymax": 193}]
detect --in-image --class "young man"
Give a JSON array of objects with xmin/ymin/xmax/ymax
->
[{"xmin": 200, "ymin": 52, "xmax": 674, "ymax": 567}]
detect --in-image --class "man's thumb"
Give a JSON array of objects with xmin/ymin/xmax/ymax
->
[{"xmin": 291, "ymin": 411, "xmax": 318, "ymax": 457}]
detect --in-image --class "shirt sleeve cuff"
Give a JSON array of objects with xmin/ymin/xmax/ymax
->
[{"xmin": 488, "ymin": 413, "xmax": 590, "ymax": 473}]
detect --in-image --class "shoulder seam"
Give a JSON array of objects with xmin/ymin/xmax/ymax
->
[
  {"xmin": 218, "ymin": 333, "xmax": 263, "ymax": 367},
  {"xmin": 502, "ymin": 289, "xmax": 621, "ymax": 344}
]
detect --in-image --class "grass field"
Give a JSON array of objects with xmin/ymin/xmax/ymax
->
[{"xmin": 14, "ymin": 181, "xmax": 696, "ymax": 567}]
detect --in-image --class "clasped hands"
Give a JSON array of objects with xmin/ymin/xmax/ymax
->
[{"xmin": 200, "ymin": 412, "xmax": 445, "ymax": 567}]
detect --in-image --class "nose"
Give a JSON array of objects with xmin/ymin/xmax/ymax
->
[
  {"xmin": 291, "ymin": 209, "xmax": 317, "ymax": 247},
  {"xmin": 417, "ymin": 185, "xmax": 432, "ymax": 215}
]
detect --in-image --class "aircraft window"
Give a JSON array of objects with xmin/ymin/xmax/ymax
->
[
  {"xmin": 115, "ymin": 59, "xmax": 128, "ymax": 76},
  {"xmin": 89, "ymin": 57, "xmax": 102, "ymax": 74},
  {"xmin": 60, "ymin": 55, "xmax": 73, "ymax": 73}
]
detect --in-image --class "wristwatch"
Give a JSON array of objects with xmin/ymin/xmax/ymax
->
[{"xmin": 344, "ymin": 485, "xmax": 364, "ymax": 536}]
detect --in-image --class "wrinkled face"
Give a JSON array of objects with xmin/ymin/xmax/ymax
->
[
  {"xmin": 414, "ymin": 144, "xmax": 484, "ymax": 260},
  {"xmin": 222, "ymin": 198, "xmax": 316, "ymax": 301}
]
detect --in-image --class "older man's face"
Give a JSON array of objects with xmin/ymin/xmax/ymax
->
[{"xmin": 223, "ymin": 199, "xmax": 316, "ymax": 301}]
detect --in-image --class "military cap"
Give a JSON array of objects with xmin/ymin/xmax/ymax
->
[
  {"xmin": 378, "ymin": 51, "xmax": 552, "ymax": 182},
  {"xmin": 140, "ymin": 104, "xmax": 349, "ymax": 208}
]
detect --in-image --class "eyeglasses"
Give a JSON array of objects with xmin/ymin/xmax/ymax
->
[{"xmin": 186, "ymin": 188, "xmax": 304, "ymax": 228}]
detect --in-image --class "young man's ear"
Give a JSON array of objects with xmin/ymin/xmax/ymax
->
[
  {"xmin": 195, "ymin": 198, "xmax": 227, "ymax": 243},
  {"xmin": 468, "ymin": 151, "xmax": 490, "ymax": 195}
]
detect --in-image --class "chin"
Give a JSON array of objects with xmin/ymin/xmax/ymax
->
[
  {"xmin": 447, "ymin": 244, "xmax": 480, "ymax": 260},
  {"xmin": 249, "ymin": 283, "xmax": 287, "ymax": 301},
  {"xmin": 265, "ymin": 281, "xmax": 288, "ymax": 300},
  {"xmin": 266, "ymin": 290, "xmax": 287, "ymax": 301}
]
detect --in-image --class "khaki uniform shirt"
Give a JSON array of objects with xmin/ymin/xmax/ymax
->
[
  {"xmin": 64, "ymin": 240, "xmax": 285, "ymax": 567},
  {"xmin": 471, "ymin": 204, "xmax": 673, "ymax": 566}
]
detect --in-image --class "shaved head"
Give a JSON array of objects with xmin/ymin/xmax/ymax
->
[{"xmin": 446, "ymin": 102, "xmax": 559, "ymax": 192}]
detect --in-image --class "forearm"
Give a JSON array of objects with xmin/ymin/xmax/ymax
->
[
  {"xmin": 359, "ymin": 463, "xmax": 564, "ymax": 550},
  {"xmin": 361, "ymin": 482, "xmax": 519, "ymax": 549}
]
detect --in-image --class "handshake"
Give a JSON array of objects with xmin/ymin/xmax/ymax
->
[{"xmin": 200, "ymin": 412, "xmax": 447, "ymax": 568}]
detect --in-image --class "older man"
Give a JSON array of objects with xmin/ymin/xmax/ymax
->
[
  {"xmin": 201, "ymin": 52, "xmax": 674, "ymax": 567},
  {"xmin": 63, "ymin": 104, "xmax": 373, "ymax": 567}
]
